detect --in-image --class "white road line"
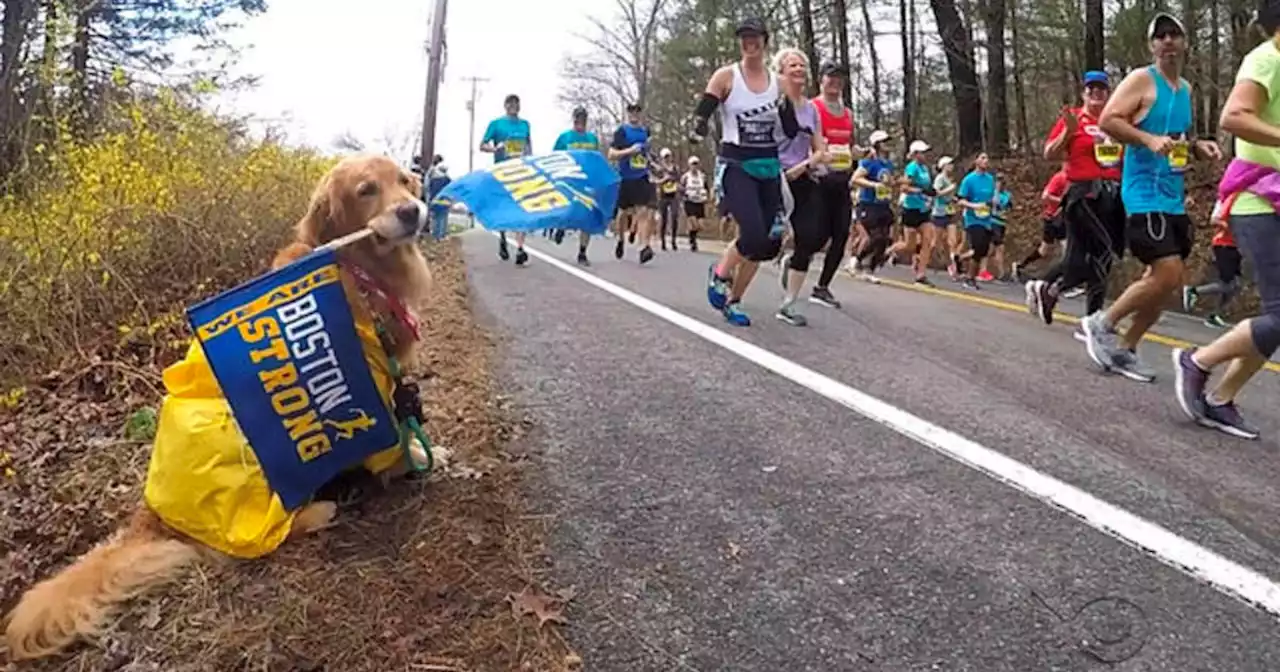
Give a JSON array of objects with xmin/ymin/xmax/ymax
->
[{"xmin": 493, "ymin": 233, "xmax": 1280, "ymax": 619}]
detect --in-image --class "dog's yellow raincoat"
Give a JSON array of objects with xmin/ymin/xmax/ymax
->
[{"xmin": 144, "ymin": 307, "xmax": 404, "ymax": 559}]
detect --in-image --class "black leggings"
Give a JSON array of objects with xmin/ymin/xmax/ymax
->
[
  {"xmin": 658, "ymin": 196, "xmax": 679, "ymax": 244},
  {"xmin": 788, "ymin": 174, "xmax": 854, "ymax": 289},
  {"xmin": 723, "ymin": 162, "xmax": 784, "ymax": 262},
  {"xmin": 856, "ymin": 203, "xmax": 894, "ymax": 271},
  {"xmin": 1041, "ymin": 180, "xmax": 1125, "ymax": 314}
]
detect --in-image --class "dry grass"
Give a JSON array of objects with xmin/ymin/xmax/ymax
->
[{"xmin": 0, "ymin": 240, "xmax": 578, "ymax": 672}]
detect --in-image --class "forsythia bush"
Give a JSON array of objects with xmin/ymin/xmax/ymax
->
[{"xmin": 0, "ymin": 90, "xmax": 336, "ymax": 386}]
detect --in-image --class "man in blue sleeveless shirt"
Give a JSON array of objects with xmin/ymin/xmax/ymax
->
[
  {"xmin": 608, "ymin": 103, "xmax": 656, "ymax": 264},
  {"xmin": 480, "ymin": 94, "xmax": 534, "ymax": 266},
  {"xmin": 1085, "ymin": 12, "xmax": 1222, "ymax": 382}
]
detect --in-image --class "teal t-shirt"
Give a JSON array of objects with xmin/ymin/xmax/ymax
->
[
  {"xmin": 957, "ymin": 171, "xmax": 996, "ymax": 229},
  {"xmin": 993, "ymin": 190, "xmax": 1012, "ymax": 227},
  {"xmin": 902, "ymin": 160, "xmax": 932, "ymax": 212},
  {"xmin": 482, "ymin": 116, "xmax": 532, "ymax": 163},
  {"xmin": 554, "ymin": 129, "xmax": 600, "ymax": 151}
]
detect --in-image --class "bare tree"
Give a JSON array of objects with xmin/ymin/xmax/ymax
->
[{"xmin": 930, "ymin": 0, "xmax": 983, "ymax": 155}]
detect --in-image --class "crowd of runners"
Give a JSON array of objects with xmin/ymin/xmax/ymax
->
[{"xmin": 466, "ymin": 5, "xmax": 1280, "ymax": 441}]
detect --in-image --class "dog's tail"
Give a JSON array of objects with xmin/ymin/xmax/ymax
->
[{"xmin": 4, "ymin": 508, "xmax": 200, "ymax": 660}]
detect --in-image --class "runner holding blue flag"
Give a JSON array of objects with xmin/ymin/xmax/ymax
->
[
  {"xmin": 553, "ymin": 106, "xmax": 604, "ymax": 266},
  {"xmin": 481, "ymin": 94, "xmax": 534, "ymax": 266}
]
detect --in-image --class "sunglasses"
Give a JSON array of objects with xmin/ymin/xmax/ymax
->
[{"xmin": 1151, "ymin": 27, "xmax": 1184, "ymax": 40}]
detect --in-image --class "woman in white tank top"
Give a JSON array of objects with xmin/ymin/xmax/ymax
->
[{"xmin": 688, "ymin": 16, "xmax": 803, "ymax": 328}]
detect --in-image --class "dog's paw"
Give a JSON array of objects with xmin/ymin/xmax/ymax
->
[
  {"xmin": 291, "ymin": 501, "xmax": 338, "ymax": 536},
  {"xmin": 409, "ymin": 438, "xmax": 452, "ymax": 472}
]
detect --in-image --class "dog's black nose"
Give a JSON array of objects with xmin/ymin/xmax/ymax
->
[{"xmin": 395, "ymin": 202, "xmax": 421, "ymax": 225}]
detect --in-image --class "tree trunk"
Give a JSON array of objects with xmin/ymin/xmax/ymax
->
[
  {"xmin": 1009, "ymin": 0, "xmax": 1028, "ymax": 152},
  {"xmin": 833, "ymin": 0, "xmax": 852, "ymax": 106},
  {"xmin": 1209, "ymin": 0, "xmax": 1221, "ymax": 135},
  {"xmin": 858, "ymin": 0, "xmax": 882, "ymax": 128},
  {"xmin": 929, "ymin": 0, "xmax": 983, "ymax": 155},
  {"xmin": 1084, "ymin": 0, "xmax": 1104, "ymax": 71},
  {"xmin": 899, "ymin": 0, "xmax": 914, "ymax": 149},
  {"xmin": 1185, "ymin": 0, "xmax": 1204, "ymax": 135},
  {"xmin": 71, "ymin": 0, "xmax": 93, "ymax": 137},
  {"xmin": 982, "ymin": 0, "xmax": 1008, "ymax": 155},
  {"xmin": 797, "ymin": 0, "xmax": 820, "ymax": 94},
  {"xmin": 0, "ymin": 0, "xmax": 34, "ymax": 176}
]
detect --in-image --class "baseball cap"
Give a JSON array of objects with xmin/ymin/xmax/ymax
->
[
  {"xmin": 688, "ymin": 156, "xmax": 700, "ymax": 164},
  {"xmin": 1083, "ymin": 70, "xmax": 1110, "ymax": 87},
  {"xmin": 735, "ymin": 17, "xmax": 768, "ymax": 38},
  {"xmin": 908, "ymin": 140, "xmax": 930, "ymax": 154},
  {"xmin": 868, "ymin": 129, "xmax": 890, "ymax": 145},
  {"xmin": 660, "ymin": 147, "xmax": 672, "ymax": 157},
  {"xmin": 819, "ymin": 61, "xmax": 848, "ymax": 77},
  {"xmin": 1147, "ymin": 12, "xmax": 1186, "ymax": 39},
  {"xmin": 937, "ymin": 156, "xmax": 954, "ymax": 169}
]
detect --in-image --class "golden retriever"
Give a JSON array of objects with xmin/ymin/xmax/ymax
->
[{"xmin": 4, "ymin": 155, "xmax": 437, "ymax": 661}]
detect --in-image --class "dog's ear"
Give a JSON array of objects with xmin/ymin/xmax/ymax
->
[{"xmin": 296, "ymin": 174, "xmax": 343, "ymax": 245}]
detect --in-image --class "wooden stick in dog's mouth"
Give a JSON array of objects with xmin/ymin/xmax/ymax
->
[{"xmin": 315, "ymin": 227, "xmax": 377, "ymax": 253}]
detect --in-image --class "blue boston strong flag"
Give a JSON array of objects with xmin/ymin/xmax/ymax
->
[
  {"xmin": 432, "ymin": 150, "xmax": 620, "ymax": 234},
  {"xmin": 186, "ymin": 248, "xmax": 400, "ymax": 510}
]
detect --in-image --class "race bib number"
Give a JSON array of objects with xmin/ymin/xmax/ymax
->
[
  {"xmin": 630, "ymin": 154, "xmax": 647, "ymax": 170},
  {"xmin": 829, "ymin": 144, "xmax": 853, "ymax": 171},
  {"xmin": 875, "ymin": 183, "xmax": 892, "ymax": 202},
  {"xmin": 662, "ymin": 181, "xmax": 678, "ymax": 194},
  {"xmin": 504, "ymin": 139, "xmax": 525, "ymax": 157},
  {"xmin": 1093, "ymin": 138, "xmax": 1121, "ymax": 168},
  {"xmin": 1169, "ymin": 139, "xmax": 1189, "ymax": 173},
  {"xmin": 974, "ymin": 204, "xmax": 991, "ymax": 218}
]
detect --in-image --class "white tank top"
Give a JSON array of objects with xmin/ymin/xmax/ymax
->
[{"xmin": 719, "ymin": 64, "xmax": 781, "ymax": 151}]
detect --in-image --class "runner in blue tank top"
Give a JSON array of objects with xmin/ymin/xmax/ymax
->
[{"xmin": 1083, "ymin": 12, "xmax": 1223, "ymax": 382}]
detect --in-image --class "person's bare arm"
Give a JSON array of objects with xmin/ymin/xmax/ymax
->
[
  {"xmin": 851, "ymin": 164, "xmax": 876, "ymax": 189},
  {"xmin": 1221, "ymin": 78, "xmax": 1280, "ymax": 147},
  {"xmin": 1099, "ymin": 70, "xmax": 1165, "ymax": 152}
]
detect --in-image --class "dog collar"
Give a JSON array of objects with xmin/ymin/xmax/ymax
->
[{"xmin": 342, "ymin": 260, "xmax": 422, "ymax": 342}]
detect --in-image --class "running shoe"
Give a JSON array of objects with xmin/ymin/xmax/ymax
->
[
  {"xmin": 960, "ymin": 278, "xmax": 980, "ymax": 290},
  {"xmin": 1204, "ymin": 314, "xmax": 1230, "ymax": 329},
  {"xmin": 707, "ymin": 263, "xmax": 730, "ymax": 310},
  {"xmin": 553, "ymin": 229, "xmax": 566, "ymax": 244},
  {"xmin": 628, "ymin": 230, "xmax": 636, "ymax": 244},
  {"xmin": 858, "ymin": 272, "xmax": 882, "ymax": 285},
  {"xmin": 1062, "ymin": 286, "xmax": 1085, "ymax": 300},
  {"xmin": 1072, "ymin": 325, "xmax": 1086, "ymax": 342},
  {"xmin": 514, "ymin": 248, "xmax": 528, "ymax": 267},
  {"xmin": 1080, "ymin": 312, "xmax": 1121, "ymax": 372},
  {"xmin": 1112, "ymin": 348, "xmax": 1156, "ymax": 383},
  {"xmin": 810, "ymin": 286, "xmax": 841, "ymax": 308},
  {"xmin": 1026, "ymin": 280, "xmax": 1056, "ymax": 325},
  {"xmin": 914, "ymin": 276, "xmax": 935, "ymax": 288},
  {"xmin": 1172, "ymin": 348, "xmax": 1209, "ymax": 422},
  {"xmin": 614, "ymin": 239, "xmax": 624, "ymax": 260},
  {"xmin": 577, "ymin": 251, "xmax": 590, "ymax": 267},
  {"xmin": 1181, "ymin": 286, "xmax": 1198, "ymax": 312},
  {"xmin": 1200, "ymin": 400, "xmax": 1261, "ymax": 440},
  {"xmin": 498, "ymin": 237, "xmax": 510, "ymax": 261},
  {"xmin": 723, "ymin": 300, "xmax": 751, "ymax": 326},
  {"xmin": 776, "ymin": 299, "xmax": 808, "ymax": 326},
  {"xmin": 977, "ymin": 269, "xmax": 995, "ymax": 282},
  {"xmin": 639, "ymin": 246, "xmax": 655, "ymax": 265}
]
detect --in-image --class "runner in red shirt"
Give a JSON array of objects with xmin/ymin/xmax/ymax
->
[
  {"xmin": 1013, "ymin": 168, "xmax": 1069, "ymax": 280},
  {"xmin": 1181, "ymin": 208, "xmax": 1242, "ymax": 329},
  {"xmin": 1025, "ymin": 70, "xmax": 1127, "ymax": 327}
]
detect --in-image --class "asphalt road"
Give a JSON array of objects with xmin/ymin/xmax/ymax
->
[{"xmin": 459, "ymin": 229, "xmax": 1280, "ymax": 671}]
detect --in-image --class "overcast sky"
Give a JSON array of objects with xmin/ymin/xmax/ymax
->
[
  {"xmin": 212, "ymin": 0, "xmax": 601, "ymax": 174},
  {"xmin": 212, "ymin": 0, "xmax": 909, "ymax": 173}
]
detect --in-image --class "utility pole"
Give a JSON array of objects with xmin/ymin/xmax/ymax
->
[
  {"xmin": 462, "ymin": 75, "xmax": 489, "ymax": 173},
  {"xmin": 419, "ymin": 0, "xmax": 448, "ymax": 166}
]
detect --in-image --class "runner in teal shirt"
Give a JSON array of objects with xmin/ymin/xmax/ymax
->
[
  {"xmin": 551, "ymin": 107, "xmax": 602, "ymax": 265},
  {"xmin": 481, "ymin": 94, "xmax": 533, "ymax": 265}
]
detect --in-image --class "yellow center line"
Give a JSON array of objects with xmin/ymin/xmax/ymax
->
[{"xmin": 688, "ymin": 238, "xmax": 1280, "ymax": 374}]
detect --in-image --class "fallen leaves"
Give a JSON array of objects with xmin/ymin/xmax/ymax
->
[{"xmin": 508, "ymin": 585, "xmax": 575, "ymax": 628}]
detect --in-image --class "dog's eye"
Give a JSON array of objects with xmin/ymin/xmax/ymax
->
[
  {"xmin": 399, "ymin": 174, "xmax": 411, "ymax": 186},
  {"xmin": 357, "ymin": 182, "xmax": 379, "ymax": 197}
]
